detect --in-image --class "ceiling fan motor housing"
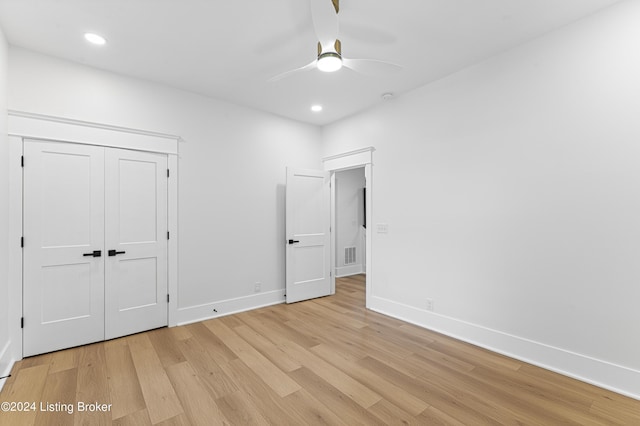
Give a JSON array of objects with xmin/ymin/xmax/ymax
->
[
  {"xmin": 317, "ymin": 39, "xmax": 342, "ymax": 72},
  {"xmin": 317, "ymin": 39, "xmax": 342, "ymax": 57}
]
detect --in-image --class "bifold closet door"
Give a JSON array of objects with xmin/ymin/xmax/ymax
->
[
  {"xmin": 104, "ymin": 148, "xmax": 168, "ymax": 340},
  {"xmin": 23, "ymin": 141, "xmax": 106, "ymax": 357}
]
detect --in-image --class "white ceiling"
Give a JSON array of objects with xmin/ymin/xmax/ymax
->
[{"xmin": 0, "ymin": 0, "xmax": 623, "ymax": 126}]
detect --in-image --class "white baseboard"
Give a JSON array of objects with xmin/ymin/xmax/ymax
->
[
  {"xmin": 176, "ymin": 289, "xmax": 285, "ymax": 326},
  {"xmin": 336, "ymin": 264, "xmax": 364, "ymax": 277},
  {"xmin": 369, "ymin": 295, "xmax": 640, "ymax": 401},
  {"xmin": 0, "ymin": 340, "xmax": 15, "ymax": 393}
]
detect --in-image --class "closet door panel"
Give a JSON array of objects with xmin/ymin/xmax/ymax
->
[
  {"xmin": 105, "ymin": 148, "xmax": 168, "ymax": 340},
  {"xmin": 23, "ymin": 140, "xmax": 105, "ymax": 356}
]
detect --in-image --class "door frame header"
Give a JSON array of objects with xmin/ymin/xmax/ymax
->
[{"xmin": 9, "ymin": 110, "xmax": 180, "ymax": 155}]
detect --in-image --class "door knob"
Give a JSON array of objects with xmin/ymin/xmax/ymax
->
[
  {"xmin": 108, "ymin": 250, "xmax": 126, "ymax": 256},
  {"xmin": 288, "ymin": 239, "xmax": 300, "ymax": 244},
  {"xmin": 82, "ymin": 250, "xmax": 102, "ymax": 257}
]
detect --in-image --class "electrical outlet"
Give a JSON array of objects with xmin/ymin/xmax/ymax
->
[
  {"xmin": 254, "ymin": 282, "xmax": 261, "ymax": 293},
  {"xmin": 426, "ymin": 298, "xmax": 434, "ymax": 312},
  {"xmin": 376, "ymin": 223, "xmax": 389, "ymax": 234}
]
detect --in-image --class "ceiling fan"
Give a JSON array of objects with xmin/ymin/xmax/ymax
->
[{"xmin": 269, "ymin": 0, "xmax": 402, "ymax": 82}]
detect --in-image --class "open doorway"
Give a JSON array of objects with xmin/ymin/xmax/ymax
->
[
  {"xmin": 333, "ymin": 167, "xmax": 367, "ymax": 305},
  {"xmin": 334, "ymin": 167, "xmax": 366, "ymax": 277}
]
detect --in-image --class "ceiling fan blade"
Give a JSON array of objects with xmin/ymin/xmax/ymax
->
[
  {"xmin": 310, "ymin": 0, "xmax": 339, "ymax": 50},
  {"xmin": 342, "ymin": 58, "xmax": 403, "ymax": 76},
  {"xmin": 268, "ymin": 60, "xmax": 317, "ymax": 82}
]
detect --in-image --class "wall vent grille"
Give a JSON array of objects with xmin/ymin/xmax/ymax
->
[{"xmin": 344, "ymin": 246, "xmax": 356, "ymax": 265}]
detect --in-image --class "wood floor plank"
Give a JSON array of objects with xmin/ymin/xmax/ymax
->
[
  {"xmin": 418, "ymin": 405, "xmax": 468, "ymax": 426},
  {"xmin": 311, "ymin": 295, "xmax": 351, "ymax": 314},
  {"xmin": 471, "ymin": 364, "xmax": 594, "ymax": 413},
  {"xmin": 283, "ymin": 310, "xmax": 370, "ymax": 350},
  {"xmin": 204, "ymin": 319, "xmax": 301, "ymax": 397},
  {"xmin": 288, "ymin": 367, "xmax": 387, "ymax": 426},
  {"xmin": 280, "ymin": 340, "xmax": 382, "ymax": 409},
  {"xmin": 428, "ymin": 338, "xmax": 523, "ymax": 373},
  {"xmin": 184, "ymin": 322, "xmax": 236, "ymax": 366},
  {"xmin": 518, "ymin": 361, "xmax": 623, "ymax": 404},
  {"xmin": 111, "ymin": 408, "xmax": 152, "ymax": 426},
  {"xmin": 215, "ymin": 390, "xmax": 270, "ymax": 426},
  {"xmin": 233, "ymin": 324, "xmax": 302, "ymax": 373},
  {"xmin": 590, "ymin": 399, "xmax": 640, "ymax": 425},
  {"xmin": 233, "ymin": 311, "xmax": 291, "ymax": 346},
  {"xmin": 18, "ymin": 352, "xmax": 53, "ymax": 369},
  {"xmin": 153, "ymin": 413, "xmax": 192, "ymax": 426},
  {"xmin": 104, "ymin": 341, "xmax": 146, "ymax": 420},
  {"xmin": 165, "ymin": 361, "xmax": 228, "ymax": 426},
  {"xmin": 367, "ymin": 399, "xmax": 421, "ymax": 425},
  {"xmin": 168, "ymin": 324, "xmax": 193, "ymax": 342},
  {"xmin": 246, "ymin": 309, "xmax": 321, "ymax": 348},
  {"xmin": 366, "ymin": 320, "xmax": 437, "ymax": 349},
  {"xmin": 415, "ymin": 358, "xmax": 563, "ymax": 425},
  {"xmin": 1, "ymin": 364, "xmax": 50, "ymax": 426},
  {"xmin": 311, "ymin": 343, "xmax": 429, "ymax": 416},
  {"xmin": 126, "ymin": 334, "xmax": 183, "ymax": 424},
  {"xmin": 283, "ymin": 388, "xmax": 350, "ymax": 426},
  {"xmin": 175, "ymin": 336, "xmax": 238, "ymax": 400},
  {"xmin": 147, "ymin": 328, "xmax": 187, "ymax": 369},
  {"xmin": 34, "ymin": 368, "xmax": 77, "ymax": 426},
  {"xmin": 217, "ymin": 315, "xmax": 245, "ymax": 329},
  {"xmin": 350, "ymin": 324, "xmax": 415, "ymax": 359},
  {"xmin": 49, "ymin": 346, "xmax": 81, "ymax": 374},
  {"xmin": 290, "ymin": 299, "xmax": 369, "ymax": 329},
  {"xmin": 75, "ymin": 344, "xmax": 111, "ymax": 426},
  {"xmin": 219, "ymin": 358, "xmax": 301, "ymax": 425}
]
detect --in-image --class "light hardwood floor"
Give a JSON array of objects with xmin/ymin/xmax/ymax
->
[{"xmin": 1, "ymin": 275, "xmax": 638, "ymax": 425}]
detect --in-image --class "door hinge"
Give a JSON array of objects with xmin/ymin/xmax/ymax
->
[
  {"xmin": 167, "ymin": 294, "xmax": 170, "ymax": 303},
  {"xmin": 21, "ymin": 317, "xmax": 24, "ymax": 329},
  {"xmin": 21, "ymin": 156, "xmax": 24, "ymax": 167},
  {"xmin": 167, "ymin": 169, "xmax": 170, "ymax": 178},
  {"xmin": 167, "ymin": 231, "xmax": 170, "ymax": 240},
  {"xmin": 20, "ymin": 237, "xmax": 24, "ymax": 248}
]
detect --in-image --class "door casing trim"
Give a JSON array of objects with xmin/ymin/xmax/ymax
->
[{"xmin": 323, "ymin": 147, "xmax": 374, "ymax": 308}]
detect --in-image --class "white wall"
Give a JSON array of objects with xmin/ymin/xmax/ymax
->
[
  {"xmin": 323, "ymin": 0, "xmax": 640, "ymax": 399},
  {"xmin": 8, "ymin": 48, "xmax": 322, "ymax": 323},
  {"xmin": 0, "ymin": 24, "xmax": 11, "ymax": 388},
  {"xmin": 335, "ymin": 168, "xmax": 365, "ymax": 276}
]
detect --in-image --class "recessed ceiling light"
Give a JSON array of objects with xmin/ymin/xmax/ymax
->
[
  {"xmin": 311, "ymin": 105, "xmax": 323, "ymax": 112},
  {"xmin": 84, "ymin": 33, "xmax": 106, "ymax": 45}
]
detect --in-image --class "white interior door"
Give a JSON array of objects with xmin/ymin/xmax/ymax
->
[
  {"xmin": 23, "ymin": 141, "xmax": 105, "ymax": 356},
  {"xmin": 285, "ymin": 167, "xmax": 331, "ymax": 303},
  {"xmin": 104, "ymin": 148, "xmax": 168, "ymax": 339}
]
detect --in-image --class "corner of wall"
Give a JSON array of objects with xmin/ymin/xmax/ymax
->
[{"xmin": 0, "ymin": 22, "xmax": 15, "ymax": 393}]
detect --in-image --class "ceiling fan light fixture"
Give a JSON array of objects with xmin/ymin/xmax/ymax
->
[{"xmin": 317, "ymin": 52, "xmax": 342, "ymax": 72}]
